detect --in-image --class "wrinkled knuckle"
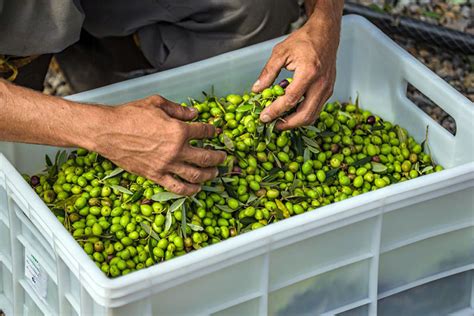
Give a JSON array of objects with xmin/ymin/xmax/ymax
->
[
  {"xmin": 200, "ymin": 151, "xmax": 212, "ymax": 165},
  {"xmin": 285, "ymin": 93, "xmax": 300, "ymax": 106},
  {"xmin": 189, "ymin": 170, "xmax": 202, "ymax": 183},
  {"xmin": 148, "ymin": 95, "xmax": 164, "ymax": 104}
]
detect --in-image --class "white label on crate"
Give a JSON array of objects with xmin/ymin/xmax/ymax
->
[{"xmin": 25, "ymin": 248, "xmax": 47, "ymax": 299}]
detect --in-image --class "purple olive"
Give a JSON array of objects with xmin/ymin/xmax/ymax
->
[
  {"xmin": 278, "ymin": 79, "xmax": 290, "ymax": 89},
  {"xmin": 30, "ymin": 175, "xmax": 40, "ymax": 187},
  {"xmin": 367, "ymin": 115, "xmax": 376, "ymax": 125},
  {"xmin": 232, "ymin": 166, "xmax": 242, "ymax": 174},
  {"xmin": 141, "ymin": 199, "xmax": 152, "ymax": 205},
  {"xmin": 331, "ymin": 143, "xmax": 340, "ymax": 154},
  {"xmin": 372, "ymin": 155, "xmax": 381, "ymax": 163}
]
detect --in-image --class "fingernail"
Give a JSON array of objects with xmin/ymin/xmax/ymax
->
[
  {"xmin": 190, "ymin": 107, "xmax": 197, "ymax": 113},
  {"xmin": 252, "ymin": 80, "xmax": 260, "ymax": 90},
  {"xmin": 261, "ymin": 114, "xmax": 271, "ymax": 123},
  {"xmin": 215, "ymin": 169, "xmax": 220, "ymax": 177}
]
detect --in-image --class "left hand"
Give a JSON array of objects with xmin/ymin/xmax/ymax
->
[{"xmin": 252, "ymin": 8, "xmax": 342, "ymax": 130}]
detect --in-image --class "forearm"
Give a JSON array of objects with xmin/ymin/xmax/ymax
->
[
  {"xmin": 0, "ymin": 79, "xmax": 107, "ymax": 151},
  {"xmin": 304, "ymin": 0, "xmax": 344, "ymax": 29}
]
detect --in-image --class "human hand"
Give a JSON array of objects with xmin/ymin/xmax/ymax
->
[
  {"xmin": 94, "ymin": 95, "xmax": 226, "ymax": 195},
  {"xmin": 253, "ymin": 1, "xmax": 343, "ymax": 130}
]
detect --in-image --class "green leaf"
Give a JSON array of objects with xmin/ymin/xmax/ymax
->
[
  {"xmin": 236, "ymin": 104, "xmax": 253, "ymax": 113},
  {"xmin": 164, "ymin": 211, "xmax": 172, "ymax": 233},
  {"xmin": 239, "ymin": 217, "xmax": 257, "ymax": 225},
  {"xmin": 51, "ymin": 208, "xmax": 65, "ymax": 218},
  {"xmin": 221, "ymin": 178, "xmax": 239, "ymax": 199},
  {"xmin": 351, "ymin": 156, "xmax": 372, "ymax": 168},
  {"xmin": 216, "ymin": 204, "xmax": 237, "ymax": 213},
  {"xmin": 181, "ymin": 203, "xmax": 187, "ymax": 238},
  {"xmin": 140, "ymin": 222, "xmax": 160, "ymax": 241},
  {"xmin": 101, "ymin": 168, "xmax": 124, "ymax": 181},
  {"xmin": 271, "ymin": 152, "xmax": 282, "ymax": 169},
  {"xmin": 395, "ymin": 125, "xmax": 408, "ymax": 144},
  {"xmin": 110, "ymin": 185, "xmax": 133, "ymax": 195},
  {"xmin": 371, "ymin": 125, "xmax": 385, "ymax": 131},
  {"xmin": 222, "ymin": 134, "xmax": 235, "ymax": 151},
  {"xmin": 291, "ymin": 132, "xmax": 304, "ymax": 157},
  {"xmin": 303, "ymin": 148, "xmax": 311, "ymax": 162},
  {"xmin": 303, "ymin": 126, "xmax": 321, "ymax": 133},
  {"xmin": 265, "ymin": 121, "xmax": 277, "ymax": 144},
  {"xmin": 421, "ymin": 166, "xmax": 434, "ymax": 174},
  {"xmin": 338, "ymin": 111, "xmax": 353, "ymax": 119},
  {"xmin": 319, "ymin": 130, "xmax": 336, "ymax": 138},
  {"xmin": 57, "ymin": 150, "xmax": 68, "ymax": 167},
  {"xmin": 201, "ymin": 185, "xmax": 225, "ymax": 193},
  {"xmin": 190, "ymin": 195, "xmax": 204, "ymax": 207},
  {"xmin": 151, "ymin": 192, "xmax": 184, "ymax": 202},
  {"xmin": 169, "ymin": 198, "xmax": 186, "ymax": 213},
  {"xmin": 306, "ymin": 145, "xmax": 320, "ymax": 154},
  {"xmin": 45, "ymin": 154, "xmax": 53, "ymax": 167},
  {"xmin": 129, "ymin": 188, "xmax": 144, "ymax": 203},
  {"xmin": 325, "ymin": 168, "xmax": 340, "ymax": 182},
  {"xmin": 148, "ymin": 238, "xmax": 156, "ymax": 264},
  {"xmin": 371, "ymin": 162, "xmax": 387, "ymax": 173},
  {"xmin": 187, "ymin": 223, "xmax": 204, "ymax": 231}
]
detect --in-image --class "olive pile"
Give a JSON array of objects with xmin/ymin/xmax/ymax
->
[{"xmin": 27, "ymin": 79, "xmax": 443, "ymax": 277}]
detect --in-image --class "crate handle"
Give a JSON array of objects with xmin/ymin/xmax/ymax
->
[{"xmin": 400, "ymin": 55, "xmax": 474, "ymax": 165}]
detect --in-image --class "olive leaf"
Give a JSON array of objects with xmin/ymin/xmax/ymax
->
[
  {"xmin": 169, "ymin": 198, "xmax": 186, "ymax": 213},
  {"xmin": 164, "ymin": 210, "xmax": 172, "ymax": 233},
  {"xmin": 355, "ymin": 93, "xmax": 360, "ymax": 110},
  {"xmin": 239, "ymin": 217, "xmax": 257, "ymax": 225},
  {"xmin": 236, "ymin": 104, "xmax": 253, "ymax": 113},
  {"xmin": 148, "ymin": 238, "xmax": 157, "ymax": 264},
  {"xmin": 51, "ymin": 208, "xmax": 65, "ymax": 218},
  {"xmin": 303, "ymin": 126, "xmax": 321, "ymax": 133},
  {"xmin": 151, "ymin": 192, "xmax": 183, "ymax": 202},
  {"xmin": 190, "ymin": 195, "xmax": 204, "ymax": 207},
  {"xmin": 216, "ymin": 204, "xmax": 237, "ymax": 213},
  {"xmin": 45, "ymin": 154, "xmax": 53, "ymax": 167},
  {"xmin": 271, "ymin": 152, "xmax": 282, "ymax": 169},
  {"xmin": 265, "ymin": 121, "xmax": 277, "ymax": 144},
  {"xmin": 319, "ymin": 130, "xmax": 336, "ymax": 138},
  {"xmin": 303, "ymin": 148, "xmax": 311, "ymax": 162},
  {"xmin": 221, "ymin": 178, "xmax": 239, "ymax": 199},
  {"xmin": 129, "ymin": 188, "xmax": 144, "ymax": 203},
  {"xmin": 246, "ymin": 194, "xmax": 258, "ymax": 205},
  {"xmin": 306, "ymin": 146, "xmax": 320, "ymax": 154},
  {"xmin": 325, "ymin": 168, "xmax": 340, "ymax": 183},
  {"xmin": 202, "ymin": 185, "xmax": 225, "ymax": 193},
  {"xmin": 371, "ymin": 162, "xmax": 387, "ymax": 173},
  {"xmin": 395, "ymin": 125, "xmax": 408, "ymax": 144},
  {"xmin": 110, "ymin": 185, "xmax": 133, "ymax": 195},
  {"xmin": 371, "ymin": 124, "xmax": 385, "ymax": 131},
  {"xmin": 140, "ymin": 222, "xmax": 160, "ymax": 241},
  {"xmin": 421, "ymin": 166, "xmax": 433, "ymax": 174},
  {"xmin": 291, "ymin": 132, "xmax": 304, "ymax": 156},
  {"xmin": 181, "ymin": 203, "xmax": 187, "ymax": 238},
  {"xmin": 58, "ymin": 150, "xmax": 68, "ymax": 167},
  {"xmin": 338, "ymin": 111, "xmax": 353, "ymax": 119},
  {"xmin": 421, "ymin": 125, "xmax": 431, "ymax": 156},
  {"xmin": 187, "ymin": 223, "xmax": 204, "ymax": 231},
  {"xmin": 222, "ymin": 134, "xmax": 235, "ymax": 151},
  {"xmin": 101, "ymin": 168, "xmax": 124, "ymax": 181},
  {"xmin": 352, "ymin": 156, "xmax": 372, "ymax": 168}
]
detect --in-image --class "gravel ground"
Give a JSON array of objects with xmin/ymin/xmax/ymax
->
[{"xmin": 349, "ymin": 0, "xmax": 473, "ymax": 33}]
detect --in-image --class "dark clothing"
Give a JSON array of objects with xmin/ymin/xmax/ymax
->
[{"xmin": 0, "ymin": 0, "xmax": 300, "ymax": 91}]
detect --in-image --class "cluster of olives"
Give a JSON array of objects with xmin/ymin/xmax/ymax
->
[{"xmin": 27, "ymin": 79, "xmax": 442, "ymax": 277}]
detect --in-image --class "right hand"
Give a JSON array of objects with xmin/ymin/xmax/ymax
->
[{"xmin": 94, "ymin": 95, "xmax": 226, "ymax": 195}]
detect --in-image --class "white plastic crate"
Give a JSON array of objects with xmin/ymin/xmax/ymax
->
[{"xmin": 0, "ymin": 15, "xmax": 473, "ymax": 316}]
